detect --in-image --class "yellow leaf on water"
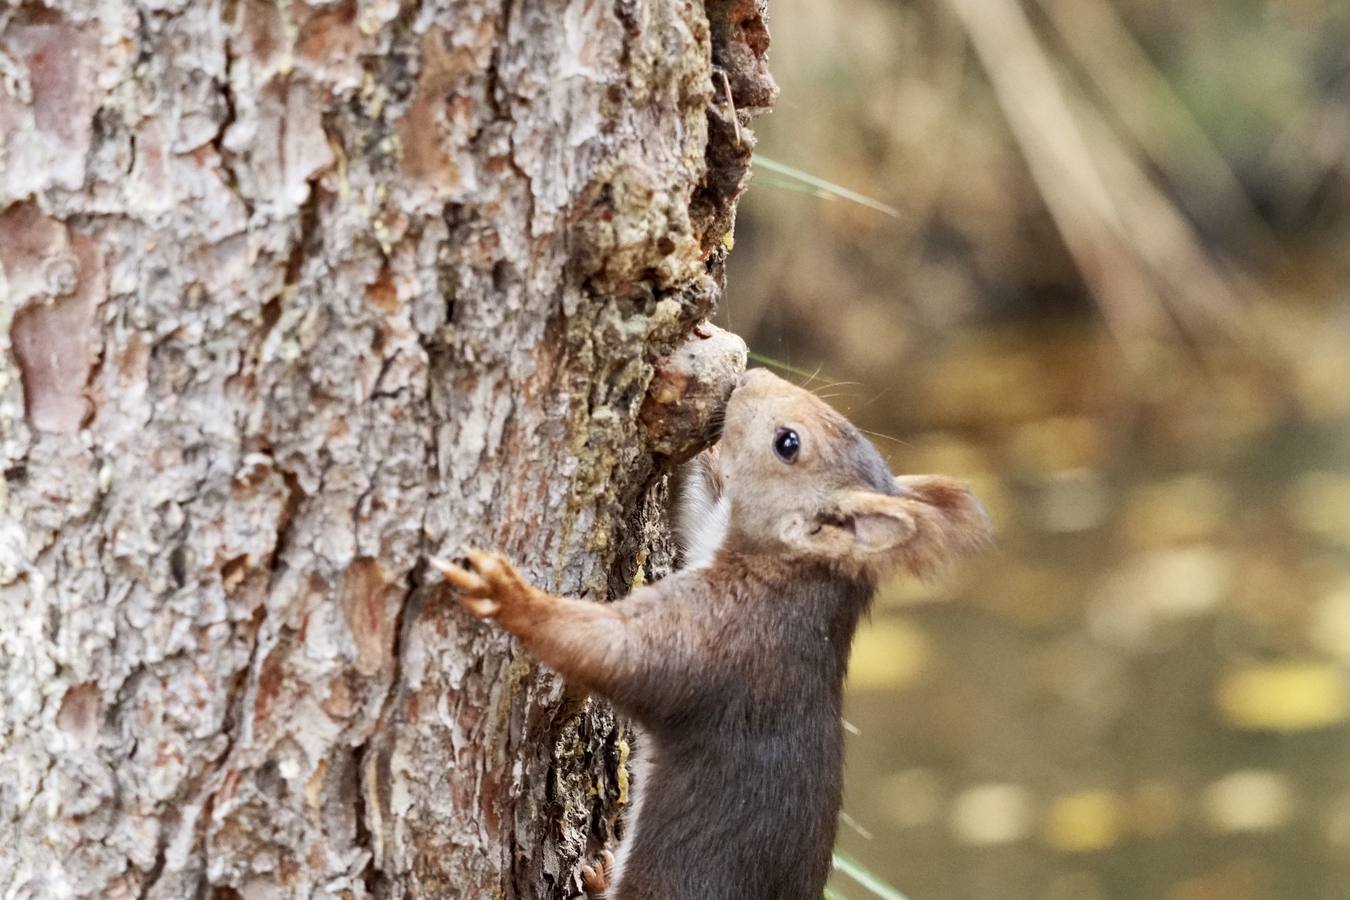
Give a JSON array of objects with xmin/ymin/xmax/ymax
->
[
  {"xmin": 1043, "ymin": 790, "xmax": 1124, "ymax": 854},
  {"xmin": 1215, "ymin": 662, "xmax": 1349, "ymax": 732}
]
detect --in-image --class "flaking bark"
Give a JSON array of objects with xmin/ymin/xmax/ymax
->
[{"xmin": 0, "ymin": 1, "xmax": 773, "ymax": 897}]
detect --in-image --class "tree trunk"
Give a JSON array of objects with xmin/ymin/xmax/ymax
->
[{"xmin": 0, "ymin": 1, "xmax": 773, "ymax": 897}]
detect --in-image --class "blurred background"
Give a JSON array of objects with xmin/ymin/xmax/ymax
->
[{"xmin": 720, "ymin": 1, "xmax": 1350, "ymax": 898}]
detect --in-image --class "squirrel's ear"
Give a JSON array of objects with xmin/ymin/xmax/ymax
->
[
  {"xmin": 784, "ymin": 476, "xmax": 990, "ymax": 577},
  {"xmin": 781, "ymin": 491, "xmax": 915, "ymax": 561}
]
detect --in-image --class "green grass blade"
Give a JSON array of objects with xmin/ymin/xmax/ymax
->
[
  {"xmin": 746, "ymin": 351, "xmax": 830, "ymax": 382},
  {"xmin": 832, "ymin": 852, "xmax": 910, "ymax": 900},
  {"xmin": 752, "ymin": 175, "xmax": 836, "ymax": 198},
  {"xmin": 752, "ymin": 155, "xmax": 901, "ymax": 218}
]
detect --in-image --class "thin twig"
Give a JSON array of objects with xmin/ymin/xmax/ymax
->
[{"xmin": 719, "ymin": 69, "xmax": 742, "ymax": 147}]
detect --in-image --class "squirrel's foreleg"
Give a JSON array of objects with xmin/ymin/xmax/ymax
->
[{"xmin": 433, "ymin": 552, "xmax": 645, "ymax": 702}]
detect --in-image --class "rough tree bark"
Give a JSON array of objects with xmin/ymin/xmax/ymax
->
[{"xmin": 0, "ymin": 1, "xmax": 774, "ymax": 897}]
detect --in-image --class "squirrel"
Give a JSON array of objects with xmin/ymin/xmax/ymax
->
[{"xmin": 434, "ymin": 367, "xmax": 991, "ymax": 900}]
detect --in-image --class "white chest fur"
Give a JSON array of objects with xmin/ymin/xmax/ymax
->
[{"xmin": 674, "ymin": 448, "xmax": 729, "ymax": 571}]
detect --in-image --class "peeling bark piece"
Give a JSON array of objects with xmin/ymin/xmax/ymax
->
[
  {"xmin": 9, "ymin": 230, "xmax": 104, "ymax": 433},
  {"xmin": 640, "ymin": 323, "xmax": 747, "ymax": 462},
  {"xmin": 55, "ymin": 682, "xmax": 103, "ymax": 745},
  {"xmin": 398, "ymin": 29, "xmax": 478, "ymax": 201},
  {"xmin": 0, "ymin": 201, "xmax": 75, "ymax": 306},
  {"xmin": 342, "ymin": 557, "xmax": 403, "ymax": 677},
  {"xmin": 0, "ymin": 10, "xmax": 100, "ymax": 199},
  {"xmin": 295, "ymin": 1, "xmax": 367, "ymax": 92}
]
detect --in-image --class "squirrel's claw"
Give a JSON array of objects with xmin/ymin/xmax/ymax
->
[
  {"xmin": 460, "ymin": 595, "xmax": 503, "ymax": 618},
  {"xmin": 580, "ymin": 849, "xmax": 614, "ymax": 897},
  {"xmin": 431, "ymin": 551, "xmax": 532, "ymax": 620},
  {"xmin": 430, "ymin": 556, "xmax": 485, "ymax": 593},
  {"xmin": 430, "ymin": 556, "xmax": 501, "ymax": 618}
]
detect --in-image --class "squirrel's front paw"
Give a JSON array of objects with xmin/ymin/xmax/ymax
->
[{"xmin": 431, "ymin": 549, "xmax": 531, "ymax": 619}]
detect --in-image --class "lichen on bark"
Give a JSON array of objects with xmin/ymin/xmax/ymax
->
[{"xmin": 0, "ymin": 0, "xmax": 774, "ymax": 897}]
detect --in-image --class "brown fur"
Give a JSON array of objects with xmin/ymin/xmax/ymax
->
[{"xmin": 436, "ymin": 368, "xmax": 991, "ymax": 899}]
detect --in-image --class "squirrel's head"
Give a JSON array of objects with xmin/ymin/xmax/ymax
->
[{"xmin": 717, "ymin": 368, "xmax": 991, "ymax": 582}]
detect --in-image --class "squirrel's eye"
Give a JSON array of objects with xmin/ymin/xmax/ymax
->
[{"xmin": 773, "ymin": 427, "xmax": 801, "ymax": 463}]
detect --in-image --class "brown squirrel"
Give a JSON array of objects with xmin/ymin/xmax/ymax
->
[{"xmin": 435, "ymin": 368, "xmax": 990, "ymax": 900}]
